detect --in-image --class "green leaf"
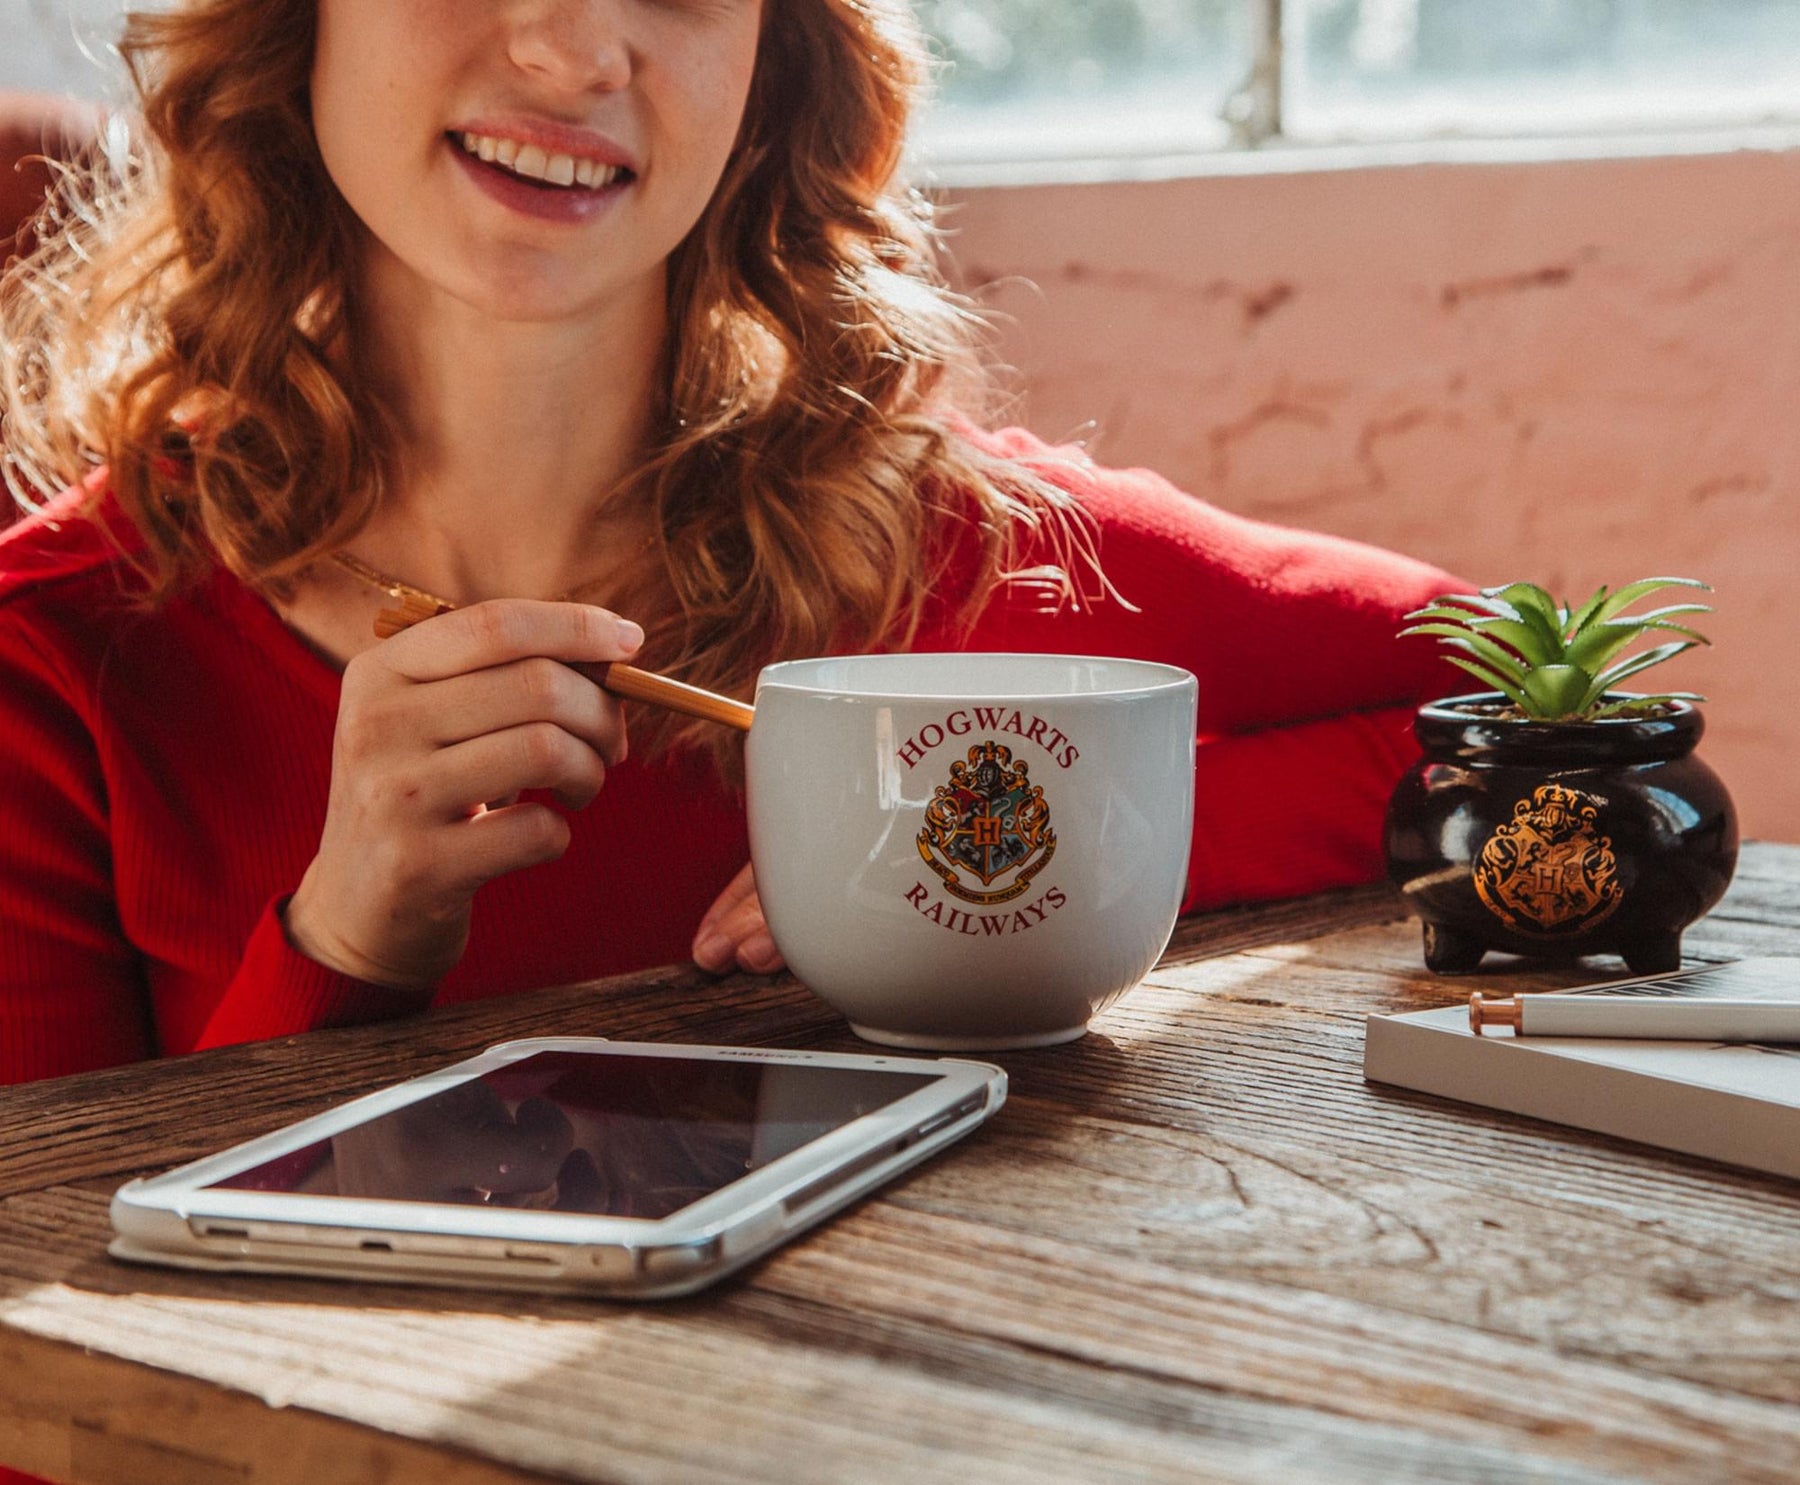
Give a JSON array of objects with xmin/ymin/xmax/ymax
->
[
  {"xmin": 1562, "ymin": 621, "xmax": 1644, "ymax": 676},
  {"xmin": 1398, "ymin": 624, "xmax": 1535, "ymax": 680},
  {"xmin": 1483, "ymin": 581, "xmax": 1558, "ymax": 623},
  {"xmin": 1580, "ymin": 577, "xmax": 1711, "ymax": 633},
  {"xmin": 1443, "ymin": 637, "xmax": 1532, "ymax": 686},
  {"xmin": 1588, "ymin": 691, "xmax": 1706, "ymax": 719},
  {"xmin": 1618, "ymin": 602, "xmax": 1713, "ymax": 625},
  {"xmin": 1592, "ymin": 639, "xmax": 1695, "ymax": 687},
  {"xmin": 1563, "ymin": 583, "xmax": 1613, "ymax": 636},
  {"xmin": 1579, "ymin": 641, "xmax": 1696, "ymax": 713},
  {"xmin": 1442, "ymin": 655, "xmax": 1531, "ymax": 711},
  {"xmin": 1402, "ymin": 604, "xmax": 1495, "ymax": 631},
  {"xmin": 1519, "ymin": 664, "xmax": 1592, "ymax": 720},
  {"xmin": 1564, "ymin": 612, "xmax": 1712, "ymax": 674},
  {"xmin": 1637, "ymin": 619, "xmax": 1711, "ymax": 646},
  {"xmin": 1481, "ymin": 583, "xmax": 1565, "ymax": 651},
  {"xmin": 1469, "ymin": 616, "xmax": 1565, "ymax": 666},
  {"xmin": 1406, "ymin": 593, "xmax": 1524, "ymax": 624}
]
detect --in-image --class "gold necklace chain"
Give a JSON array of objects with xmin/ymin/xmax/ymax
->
[
  {"xmin": 329, "ymin": 549, "xmax": 620, "ymax": 609},
  {"xmin": 330, "ymin": 550, "xmax": 460, "ymax": 611},
  {"xmin": 329, "ymin": 549, "xmax": 618, "ymax": 639}
]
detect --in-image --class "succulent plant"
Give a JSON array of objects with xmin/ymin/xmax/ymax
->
[{"xmin": 1401, "ymin": 577, "xmax": 1711, "ymax": 721}]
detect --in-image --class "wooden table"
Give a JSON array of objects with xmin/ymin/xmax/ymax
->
[{"xmin": 5, "ymin": 844, "xmax": 1800, "ymax": 1485}]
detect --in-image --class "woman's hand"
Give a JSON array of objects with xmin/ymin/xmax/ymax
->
[
  {"xmin": 692, "ymin": 862, "xmax": 785, "ymax": 975},
  {"xmin": 284, "ymin": 600, "xmax": 643, "ymax": 989}
]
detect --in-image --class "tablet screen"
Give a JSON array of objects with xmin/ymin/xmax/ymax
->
[{"xmin": 207, "ymin": 1051, "xmax": 939, "ymax": 1220}]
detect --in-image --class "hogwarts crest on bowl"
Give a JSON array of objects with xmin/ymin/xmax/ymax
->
[{"xmin": 746, "ymin": 653, "xmax": 1198, "ymax": 1050}]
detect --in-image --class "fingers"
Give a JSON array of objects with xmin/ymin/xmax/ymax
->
[
  {"xmin": 421, "ymin": 721, "xmax": 612, "ymax": 817},
  {"xmin": 413, "ymin": 656, "xmax": 628, "ymax": 766},
  {"xmin": 299, "ymin": 600, "xmax": 645, "ymax": 988},
  {"xmin": 693, "ymin": 862, "xmax": 755, "ymax": 971},
  {"xmin": 693, "ymin": 863, "xmax": 785, "ymax": 976},
  {"xmin": 376, "ymin": 600, "xmax": 643, "ymax": 685},
  {"xmin": 338, "ymin": 602, "xmax": 632, "ymax": 806},
  {"xmin": 730, "ymin": 927, "xmax": 784, "ymax": 976},
  {"xmin": 450, "ymin": 803, "xmax": 574, "ymax": 889}
]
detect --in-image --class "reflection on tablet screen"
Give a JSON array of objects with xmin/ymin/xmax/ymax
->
[{"xmin": 207, "ymin": 1052, "xmax": 938, "ymax": 1220}]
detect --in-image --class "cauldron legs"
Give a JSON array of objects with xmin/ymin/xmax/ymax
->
[
  {"xmin": 1622, "ymin": 932, "xmax": 1683, "ymax": 977},
  {"xmin": 1422, "ymin": 922, "xmax": 1486, "ymax": 974}
]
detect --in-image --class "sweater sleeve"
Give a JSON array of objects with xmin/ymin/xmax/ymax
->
[
  {"xmin": 0, "ymin": 607, "xmax": 154, "ymax": 1082},
  {"xmin": 0, "ymin": 600, "xmax": 422, "ymax": 1084},
  {"xmin": 1181, "ymin": 704, "xmax": 1424, "ymax": 910},
  {"xmin": 193, "ymin": 896, "xmax": 428, "ymax": 1051},
  {"xmin": 965, "ymin": 432, "xmax": 1464, "ymax": 912}
]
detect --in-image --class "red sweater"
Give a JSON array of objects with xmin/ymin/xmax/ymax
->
[{"xmin": 0, "ymin": 427, "xmax": 1456, "ymax": 1085}]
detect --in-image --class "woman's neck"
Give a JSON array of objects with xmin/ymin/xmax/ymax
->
[
  {"xmin": 270, "ymin": 247, "xmax": 668, "ymax": 670},
  {"xmin": 350, "ymin": 247, "xmax": 667, "ymax": 605}
]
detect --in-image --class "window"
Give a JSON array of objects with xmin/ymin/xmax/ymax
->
[
  {"xmin": 913, "ymin": 0, "xmax": 1800, "ymax": 167},
  {"xmin": 912, "ymin": 0, "xmax": 1266, "ymax": 160}
]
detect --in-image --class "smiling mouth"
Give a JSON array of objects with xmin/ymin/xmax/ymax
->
[{"xmin": 452, "ymin": 131, "xmax": 635, "ymax": 192}]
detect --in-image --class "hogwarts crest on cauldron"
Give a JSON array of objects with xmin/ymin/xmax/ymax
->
[
  {"xmin": 916, "ymin": 741, "xmax": 1057, "ymax": 905},
  {"xmin": 1473, "ymin": 782, "xmax": 1624, "ymax": 937}
]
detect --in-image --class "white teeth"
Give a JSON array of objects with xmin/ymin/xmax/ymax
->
[{"xmin": 456, "ymin": 131, "xmax": 625, "ymax": 190}]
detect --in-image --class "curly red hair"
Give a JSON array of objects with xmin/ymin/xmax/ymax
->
[{"xmin": 1, "ymin": 0, "xmax": 1097, "ymax": 768}]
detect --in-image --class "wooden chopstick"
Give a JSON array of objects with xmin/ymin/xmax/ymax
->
[{"xmin": 372, "ymin": 603, "xmax": 754, "ymax": 732}]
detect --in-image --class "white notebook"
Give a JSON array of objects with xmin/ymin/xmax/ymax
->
[{"xmin": 1363, "ymin": 957, "xmax": 1800, "ymax": 1180}]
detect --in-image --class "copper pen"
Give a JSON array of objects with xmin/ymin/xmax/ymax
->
[
  {"xmin": 578, "ymin": 662, "xmax": 754, "ymax": 733},
  {"xmin": 1470, "ymin": 992, "xmax": 1800, "ymax": 1041}
]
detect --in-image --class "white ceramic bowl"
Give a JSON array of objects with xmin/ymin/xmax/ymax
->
[{"xmin": 746, "ymin": 653, "xmax": 1197, "ymax": 1049}]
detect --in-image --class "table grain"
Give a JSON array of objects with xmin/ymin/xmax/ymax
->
[{"xmin": 4, "ymin": 844, "xmax": 1799, "ymax": 1485}]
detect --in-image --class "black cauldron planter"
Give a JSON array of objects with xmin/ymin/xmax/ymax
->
[{"xmin": 1384, "ymin": 693, "xmax": 1737, "ymax": 975}]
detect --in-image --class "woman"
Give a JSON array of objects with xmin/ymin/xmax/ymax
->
[{"xmin": 0, "ymin": 0, "xmax": 1455, "ymax": 1087}]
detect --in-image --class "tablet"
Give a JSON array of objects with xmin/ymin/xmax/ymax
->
[{"xmin": 110, "ymin": 1038, "xmax": 1005, "ymax": 1298}]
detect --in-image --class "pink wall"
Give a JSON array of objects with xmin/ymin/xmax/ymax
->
[{"xmin": 943, "ymin": 146, "xmax": 1800, "ymax": 843}]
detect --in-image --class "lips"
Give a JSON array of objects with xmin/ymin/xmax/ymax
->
[{"xmin": 445, "ymin": 127, "xmax": 636, "ymax": 225}]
